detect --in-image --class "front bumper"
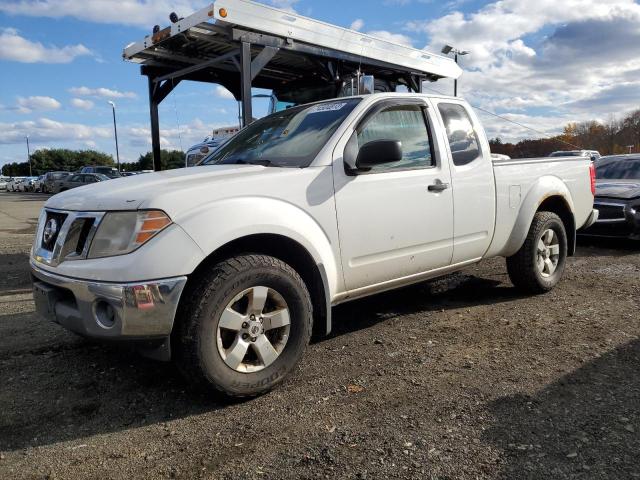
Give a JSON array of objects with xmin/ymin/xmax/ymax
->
[
  {"xmin": 31, "ymin": 262, "xmax": 187, "ymax": 339},
  {"xmin": 580, "ymin": 202, "xmax": 640, "ymax": 240}
]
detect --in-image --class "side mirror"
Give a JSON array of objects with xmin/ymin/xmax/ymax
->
[{"xmin": 355, "ymin": 140, "xmax": 403, "ymax": 170}]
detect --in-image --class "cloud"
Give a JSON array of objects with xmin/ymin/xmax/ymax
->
[
  {"xmin": 69, "ymin": 86, "xmax": 137, "ymax": 99},
  {"xmin": 15, "ymin": 96, "xmax": 61, "ymax": 114},
  {"xmin": 126, "ymin": 118, "xmax": 235, "ymax": 151},
  {"xmin": 350, "ymin": 19, "xmax": 364, "ymax": 31},
  {"xmin": 408, "ymin": 0, "xmax": 640, "ymax": 141},
  {"xmin": 214, "ymin": 86, "xmax": 235, "ymax": 100},
  {"xmin": 0, "ymin": 28, "xmax": 91, "ymax": 63},
  {"xmin": 0, "ymin": 1, "xmax": 203, "ymax": 28},
  {"xmin": 0, "ymin": 118, "xmax": 111, "ymax": 145},
  {"xmin": 0, "ymin": 0, "xmax": 300, "ymax": 26},
  {"xmin": 70, "ymin": 98, "xmax": 95, "ymax": 110}
]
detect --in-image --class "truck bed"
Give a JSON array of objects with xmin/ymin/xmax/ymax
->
[{"xmin": 487, "ymin": 155, "xmax": 594, "ymax": 257}]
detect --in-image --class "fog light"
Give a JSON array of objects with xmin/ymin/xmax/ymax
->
[{"xmin": 95, "ymin": 301, "xmax": 117, "ymax": 329}]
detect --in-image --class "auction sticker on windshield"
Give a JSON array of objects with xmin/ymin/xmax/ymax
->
[{"xmin": 307, "ymin": 102, "xmax": 348, "ymax": 114}]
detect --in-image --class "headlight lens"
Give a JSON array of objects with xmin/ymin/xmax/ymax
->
[{"xmin": 88, "ymin": 210, "xmax": 172, "ymax": 259}]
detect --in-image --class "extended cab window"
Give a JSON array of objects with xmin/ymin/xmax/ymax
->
[
  {"xmin": 438, "ymin": 103, "xmax": 481, "ymax": 166},
  {"xmin": 356, "ymin": 104, "xmax": 434, "ymax": 173}
]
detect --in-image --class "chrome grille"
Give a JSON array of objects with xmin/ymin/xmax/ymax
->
[
  {"xmin": 33, "ymin": 209, "xmax": 105, "ymax": 266},
  {"xmin": 40, "ymin": 211, "xmax": 68, "ymax": 251}
]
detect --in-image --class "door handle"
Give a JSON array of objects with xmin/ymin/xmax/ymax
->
[{"xmin": 428, "ymin": 181, "xmax": 450, "ymax": 192}]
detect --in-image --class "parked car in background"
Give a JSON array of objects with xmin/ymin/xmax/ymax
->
[
  {"xmin": 0, "ymin": 177, "xmax": 9, "ymax": 191},
  {"xmin": 580, "ymin": 154, "xmax": 640, "ymax": 240},
  {"xmin": 185, "ymin": 128, "xmax": 238, "ymax": 167},
  {"xmin": 33, "ymin": 175, "xmax": 45, "ymax": 192},
  {"xmin": 120, "ymin": 172, "xmax": 137, "ymax": 177},
  {"xmin": 79, "ymin": 166, "xmax": 121, "ymax": 178},
  {"xmin": 549, "ymin": 150, "xmax": 600, "ymax": 161},
  {"xmin": 51, "ymin": 173, "xmax": 110, "ymax": 193},
  {"xmin": 19, "ymin": 176, "xmax": 38, "ymax": 192},
  {"xmin": 491, "ymin": 153, "xmax": 511, "ymax": 160},
  {"xmin": 42, "ymin": 172, "xmax": 71, "ymax": 193},
  {"xmin": 8, "ymin": 177, "xmax": 26, "ymax": 192}
]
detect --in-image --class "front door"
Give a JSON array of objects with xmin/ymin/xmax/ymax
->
[{"xmin": 333, "ymin": 100, "xmax": 454, "ymax": 292}]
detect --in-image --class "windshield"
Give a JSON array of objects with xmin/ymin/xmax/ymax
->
[
  {"xmin": 202, "ymin": 98, "xmax": 360, "ymax": 168},
  {"xmin": 596, "ymin": 157, "xmax": 640, "ymax": 180}
]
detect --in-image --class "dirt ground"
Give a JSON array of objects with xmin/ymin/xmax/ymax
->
[{"xmin": 0, "ymin": 191, "xmax": 638, "ymax": 480}]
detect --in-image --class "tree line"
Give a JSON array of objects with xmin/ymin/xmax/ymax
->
[
  {"xmin": 490, "ymin": 108, "xmax": 640, "ymax": 158},
  {"xmin": 1, "ymin": 149, "xmax": 185, "ymax": 176}
]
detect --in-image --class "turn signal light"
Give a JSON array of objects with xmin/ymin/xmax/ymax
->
[
  {"xmin": 135, "ymin": 211, "xmax": 172, "ymax": 244},
  {"xmin": 219, "ymin": 8, "xmax": 228, "ymax": 18}
]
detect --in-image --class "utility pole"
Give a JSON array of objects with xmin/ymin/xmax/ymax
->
[
  {"xmin": 441, "ymin": 45, "xmax": 470, "ymax": 97},
  {"xmin": 108, "ymin": 101, "xmax": 121, "ymax": 172},
  {"xmin": 25, "ymin": 136, "xmax": 32, "ymax": 176}
]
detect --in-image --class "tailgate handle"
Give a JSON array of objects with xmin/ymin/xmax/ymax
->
[{"xmin": 428, "ymin": 181, "xmax": 450, "ymax": 193}]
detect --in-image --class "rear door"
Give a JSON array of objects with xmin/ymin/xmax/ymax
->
[
  {"xmin": 432, "ymin": 100, "xmax": 496, "ymax": 263},
  {"xmin": 333, "ymin": 98, "xmax": 454, "ymax": 292}
]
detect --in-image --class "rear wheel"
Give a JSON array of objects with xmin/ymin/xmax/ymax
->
[
  {"xmin": 506, "ymin": 211, "xmax": 568, "ymax": 294},
  {"xmin": 174, "ymin": 254, "xmax": 313, "ymax": 397}
]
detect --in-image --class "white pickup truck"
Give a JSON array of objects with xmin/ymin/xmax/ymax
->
[{"xmin": 31, "ymin": 93, "xmax": 597, "ymax": 396}]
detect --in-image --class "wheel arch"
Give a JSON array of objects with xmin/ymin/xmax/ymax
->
[
  {"xmin": 499, "ymin": 176, "xmax": 576, "ymax": 257},
  {"xmin": 182, "ymin": 233, "xmax": 332, "ymax": 338},
  {"xmin": 537, "ymin": 196, "xmax": 576, "ymax": 256}
]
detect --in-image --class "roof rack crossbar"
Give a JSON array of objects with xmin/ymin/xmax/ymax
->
[
  {"xmin": 250, "ymin": 45, "xmax": 280, "ymax": 80},
  {"xmin": 152, "ymin": 49, "xmax": 240, "ymax": 83}
]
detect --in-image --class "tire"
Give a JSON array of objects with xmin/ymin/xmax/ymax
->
[
  {"xmin": 506, "ymin": 211, "xmax": 568, "ymax": 294},
  {"xmin": 174, "ymin": 254, "xmax": 313, "ymax": 398}
]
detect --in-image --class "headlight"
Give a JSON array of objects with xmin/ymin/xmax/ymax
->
[{"xmin": 88, "ymin": 210, "xmax": 172, "ymax": 259}]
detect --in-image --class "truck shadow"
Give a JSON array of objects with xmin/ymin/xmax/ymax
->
[
  {"xmin": 326, "ymin": 272, "xmax": 525, "ymax": 340},
  {"xmin": 576, "ymin": 236, "xmax": 640, "ymax": 257},
  {"xmin": 0, "ymin": 253, "xmax": 32, "ymax": 295},
  {"xmin": 483, "ymin": 338, "xmax": 640, "ymax": 479},
  {"xmin": 0, "ymin": 271, "xmax": 522, "ymax": 452},
  {"xmin": 0, "ymin": 334, "xmax": 229, "ymax": 452}
]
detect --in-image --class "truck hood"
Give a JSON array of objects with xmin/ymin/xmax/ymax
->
[
  {"xmin": 44, "ymin": 165, "xmax": 302, "ymax": 214},
  {"xmin": 595, "ymin": 180, "xmax": 640, "ymax": 200}
]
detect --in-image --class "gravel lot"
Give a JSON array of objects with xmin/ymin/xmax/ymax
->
[{"xmin": 0, "ymin": 191, "xmax": 638, "ymax": 480}]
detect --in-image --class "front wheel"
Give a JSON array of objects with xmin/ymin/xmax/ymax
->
[
  {"xmin": 174, "ymin": 254, "xmax": 313, "ymax": 397},
  {"xmin": 506, "ymin": 211, "xmax": 568, "ymax": 294}
]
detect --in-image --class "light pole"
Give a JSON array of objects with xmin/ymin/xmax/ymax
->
[
  {"xmin": 108, "ymin": 101, "xmax": 121, "ymax": 172},
  {"xmin": 441, "ymin": 45, "xmax": 470, "ymax": 97},
  {"xmin": 25, "ymin": 135, "xmax": 32, "ymax": 176}
]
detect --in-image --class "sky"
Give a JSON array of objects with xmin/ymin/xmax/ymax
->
[{"xmin": 1, "ymin": 0, "xmax": 640, "ymax": 168}]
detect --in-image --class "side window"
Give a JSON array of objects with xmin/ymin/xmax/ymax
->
[
  {"xmin": 438, "ymin": 103, "xmax": 481, "ymax": 166},
  {"xmin": 357, "ymin": 104, "xmax": 434, "ymax": 172},
  {"xmin": 69, "ymin": 175, "xmax": 81, "ymax": 182}
]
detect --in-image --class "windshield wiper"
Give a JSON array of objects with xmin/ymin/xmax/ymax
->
[{"xmin": 223, "ymin": 158, "xmax": 276, "ymax": 167}]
